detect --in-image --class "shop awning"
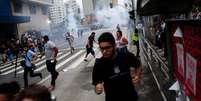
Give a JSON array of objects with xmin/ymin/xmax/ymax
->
[
  {"xmin": 137, "ymin": 0, "xmax": 193, "ymax": 16},
  {"xmin": 0, "ymin": 16, "xmax": 30, "ymax": 23}
]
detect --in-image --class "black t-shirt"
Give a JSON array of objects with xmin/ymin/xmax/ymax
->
[
  {"xmin": 87, "ymin": 35, "xmax": 94, "ymax": 48},
  {"xmin": 92, "ymin": 51, "xmax": 140, "ymax": 101}
]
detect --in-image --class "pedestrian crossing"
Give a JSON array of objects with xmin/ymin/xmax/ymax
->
[{"xmin": 0, "ymin": 49, "xmax": 88, "ymax": 76}]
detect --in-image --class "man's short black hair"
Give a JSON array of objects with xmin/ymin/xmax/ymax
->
[
  {"xmin": 0, "ymin": 81, "xmax": 20, "ymax": 99},
  {"xmin": 117, "ymin": 30, "xmax": 122, "ymax": 36},
  {"xmin": 43, "ymin": 35, "xmax": 49, "ymax": 41},
  {"xmin": 98, "ymin": 32, "xmax": 115, "ymax": 45},
  {"xmin": 91, "ymin": 32, "xmax": 95, "ymax": 35}
]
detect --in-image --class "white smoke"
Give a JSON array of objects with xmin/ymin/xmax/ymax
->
[
  {"xmin": 65, "ymin": 7, "xmax": 78, "ymax": 38},
  {"xmin": 95, "ymin": 4, "xmax": 130, "ymax": 28}
]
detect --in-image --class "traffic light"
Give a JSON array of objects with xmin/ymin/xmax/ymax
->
[
  {"xmin": 129, "ymin": 10, "xmax": 135, "ymax": 20},
  {"xmin": 110, "ymin": 3, "xmax": 113, "ymax": 8}
]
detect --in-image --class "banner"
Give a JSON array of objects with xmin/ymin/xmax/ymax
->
[
  {"xmin": 186, "ymin": 53, "xmax": 197, "ymax": 95},
  {"xmin": 176, "ymin": 43, "xmax": 185, "ymax": 77}
]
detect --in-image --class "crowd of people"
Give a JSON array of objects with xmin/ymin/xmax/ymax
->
[
  {"xmin": 0, "ymin": 25, "xmax": 142, "ymax": 101},
  {"xmin": 0, "ymin": 31, "xmax": 44, "ymax": 65},
  {"xmin": 0, "ymin": 81, "xmax": 52, "ymax": 101}
]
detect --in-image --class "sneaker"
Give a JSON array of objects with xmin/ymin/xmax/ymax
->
[
  {"xmin": 84, "ymin": 59, "xmax": 88, "ymax": 62},
  {"xmin": 39, "ymin": 74, "xmax": 43, "ymax": 79}
]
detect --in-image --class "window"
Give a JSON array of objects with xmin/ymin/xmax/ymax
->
[
  {"xmin": 29, "ymin": 4, "xmax": 37, "ymax": 14},
  {"xmin": 13, "ymin": 2, "xmax": 22, "ymax": 13},
  {"xmin": 41, "ymin": 6, "xmax": 48, "ymax": 15}
]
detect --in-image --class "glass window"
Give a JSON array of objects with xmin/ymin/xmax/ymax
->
[
  {"xmin": 41, "ymin": 6, "xmax": 48, "ymax": 15},
  {"xmin": 13, "ymin": 2, "xmax": 22, "ymax": 13},
  {"xmin": 29, "ymin": 4, "xmax": 37, "ymax": 14}
]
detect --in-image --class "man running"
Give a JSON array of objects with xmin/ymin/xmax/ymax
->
[
  {"xmin": 84, "ymin": 32, "xmax": 96, "ymax": 61},
  {"xmin": 65, "ymin": 32, "xmax": 74, "ymax": 53},
  {"xmin": 43, "ymin": 35, "xmax": 59, "ymax": 91}
]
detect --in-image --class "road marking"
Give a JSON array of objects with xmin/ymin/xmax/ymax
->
[
  {"xmin": 0, "ymin": 58, "xmax": 23, "ymax": 69},
  {"xmin": 0, "ymin": 52, "xmax": 63, "ymax": 75},
  {"xmin": 38, "ymin": 50, "xmax": 85, "ymax": 84},
  {"xmin": 55, "ymin": 50, "xmax": 85, "ymax": 70},
  {"xmin": 63, "ymin": 48, "xmax": 99, "ymax": 72},
  {"xmin": 63, "ymin": 54, "xmax": 85, "ymax": 72},
  {"xmin": 0, "ymin": 53, "xmax": 62, "ymax": 72},
  {"xmin": 17, "ymin": 52, "xmax": 70, "ymax": 74}
]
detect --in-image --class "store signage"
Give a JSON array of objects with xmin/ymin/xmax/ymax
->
[
  {"xmin": 185, "ymin": 53, "xmax": 197, "ymax": 95},
  {"xmin": 176, "ymin": 43, "xmax": 185, "ymax": 77}
]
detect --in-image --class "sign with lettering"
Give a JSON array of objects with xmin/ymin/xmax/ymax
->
[
  {"xmin": 176, "ymin": 43, "xmax": 185, "ymax": 77},
  {"xmin": 186, "ymin": 53, "xmax": 197, "ymax": 95}
]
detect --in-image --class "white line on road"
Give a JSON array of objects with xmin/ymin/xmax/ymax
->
[
  {"xmin": 0, "ymin": 52, "xmax": 63, "ymax": 75},
  {"xmin": 55, "ymin": 50, "xmax": 85, "ymax": 70},
  {"xmin": 0, "ymin": 58, "xmax": 23, "ymax": 69},
  {"xmin": 38, "ymin": 50, "xmax": 85, "ymax": 84},
  {"xmin": 18, "ymin": 52, "xmax": 70, "ymax": 74},
  {"xmin": 0, "ymin": 53, "xmax": 59, "ymax": 72}
]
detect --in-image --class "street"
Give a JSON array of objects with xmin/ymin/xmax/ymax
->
[{"xmin": 0, "ymin": 28, "xmax": 165, "ymax": 101}]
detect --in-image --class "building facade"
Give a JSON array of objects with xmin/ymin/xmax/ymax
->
[
  {"xmin": 12, "ymin": 0, "xmax": 52, "ymax": 37},
  {"xmin": 49, "ymin": 0, "xmax": 66, "ymax": 25},
  {"xmin": 82, "ymin": 0, "xmax": 118, "ymax": 24},
  {"xmin": 65, "ymin": 0, "xmax": 81, "ymax": 25}
]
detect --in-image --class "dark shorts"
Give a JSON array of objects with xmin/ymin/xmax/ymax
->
[{"xmin": 86, "ymin": 48, "xmax": 95, "ymax": 55}]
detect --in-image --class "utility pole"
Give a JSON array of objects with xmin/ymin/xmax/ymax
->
[{"xmin": 131, "ymin": 0, "xmax": 135, "ymax": 22}]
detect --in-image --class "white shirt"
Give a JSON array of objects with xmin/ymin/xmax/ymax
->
[
  {"xmin": 25, "ymin": 49, "xmax": 36, "ymax": 67},
  {"xmin": 44, "ymin": 40, "xmax": 56, "ymax": 60},
  {"xmin": 116, "ymin": 37, "xmax": 127, "ymax": 48}
]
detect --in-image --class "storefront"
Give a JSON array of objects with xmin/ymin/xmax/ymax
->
[{"xmin": 0, "ymin": 0, "xmax": 30, "ymax": 42}]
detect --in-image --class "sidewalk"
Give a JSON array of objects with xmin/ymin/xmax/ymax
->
[{"xmin": 40, "ymin": 45, "xmax": 163, "ymax": 101}]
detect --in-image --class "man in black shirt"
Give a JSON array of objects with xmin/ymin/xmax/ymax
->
[
  {"xmin": 92, "ymin": 32, "xmax": 142, "ymax": 101},
  {"xmin": 84, "ymin": 32, "xmax": 96, "ymax": 61}
]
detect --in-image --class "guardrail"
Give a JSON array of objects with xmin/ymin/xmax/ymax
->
[
  {"xmin": 139, "ymin": 31, "xmax": 172, "ymax": 101},
  {"xmin": 141, "ymin": 35, "xmax": 169, "ymax": 80}
]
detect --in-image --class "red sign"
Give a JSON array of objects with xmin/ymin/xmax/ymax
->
[
  {"xmin": 186, "ymin": 53, "xmax": 197, "ymax": 95},
  {"xmin": 176, "ymin": 43, "xmax": 185, "ymax": 77}
]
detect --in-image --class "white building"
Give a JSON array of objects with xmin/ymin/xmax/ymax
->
[
  {"xmin": 49, "ymin": 0, "xmax": 66, "ymax": 25},
  {"xmin": 12, "ymin": 0, "xmax": 52, "ymax": 35},
  {"xmin": 65, "ymin": 0, "xmax": 81, "ymax": 23}
]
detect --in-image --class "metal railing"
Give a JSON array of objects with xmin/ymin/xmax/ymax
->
[{"xmin": 139, "ymin": 30, "xmax": 172, "ymax": 101}]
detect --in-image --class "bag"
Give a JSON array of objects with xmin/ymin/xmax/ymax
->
[
  {"xmin": 20, "ymin": 60, "xmax": 26, "ymax": 67},
  {"xmin": 31, "ymin": 63, "xmax": 37, "ymax": 70}
]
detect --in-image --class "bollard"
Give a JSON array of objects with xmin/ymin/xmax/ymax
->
[{"xmin": 51, "ymin": 95, "xmax": 56, "ymax": 101}]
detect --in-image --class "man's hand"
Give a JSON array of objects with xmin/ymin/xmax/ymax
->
[
  {"xmin": 132, "ymin": 75, "xmax": 140, "ymax": 86},
  {"xmin": 131, "ymin": 66, "xmax": 142, "ymax": 86},
  {"xmin": 95, "ymin": 83, "xmax": 104, "ymax": 94}
]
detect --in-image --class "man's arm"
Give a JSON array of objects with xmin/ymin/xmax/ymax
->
[
  {"xmin": 129, "ymin": 53, "xmax": 142, "ymax": 85},
  {"xmin": 131, "ymin": 65, "xmax": 142, "ymax": 85},
  {"xmin": 92, "ymin": 59, "xmax": 104, "ymax": 94},
  {"xmin": 53, "ymin": 47, "xmax": 58, "ymax": 59}
]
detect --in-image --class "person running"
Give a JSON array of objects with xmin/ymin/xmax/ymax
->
[
  {"xmin": 43, "ymin": 35, "xmax": 59, "ymax": 91},
  {"xmin": 84, "ymin": 32, "xmax": 96, "ymax": 61},
  {"xmin": 92, "ymin": 32, "xmax": 142, "ymax": 101},
  {"xmin": 116, "ymin": 30, "xmax": 128, "ymax": 53},
  {"xmin": 23, "ymin": 44, "xmax": 42, "ymax": 88},
  {"xmin": 65, "ymin": 32, "xmax": 74, "ymax": 54},
  {"xmin": 132, "ymin": 28, "xmax": 140, "ymax": 57}
]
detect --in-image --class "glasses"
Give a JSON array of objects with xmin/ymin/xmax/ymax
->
[{"xmin": 99, "ymin": 46, "xmax": 113, "ymax": 51}]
